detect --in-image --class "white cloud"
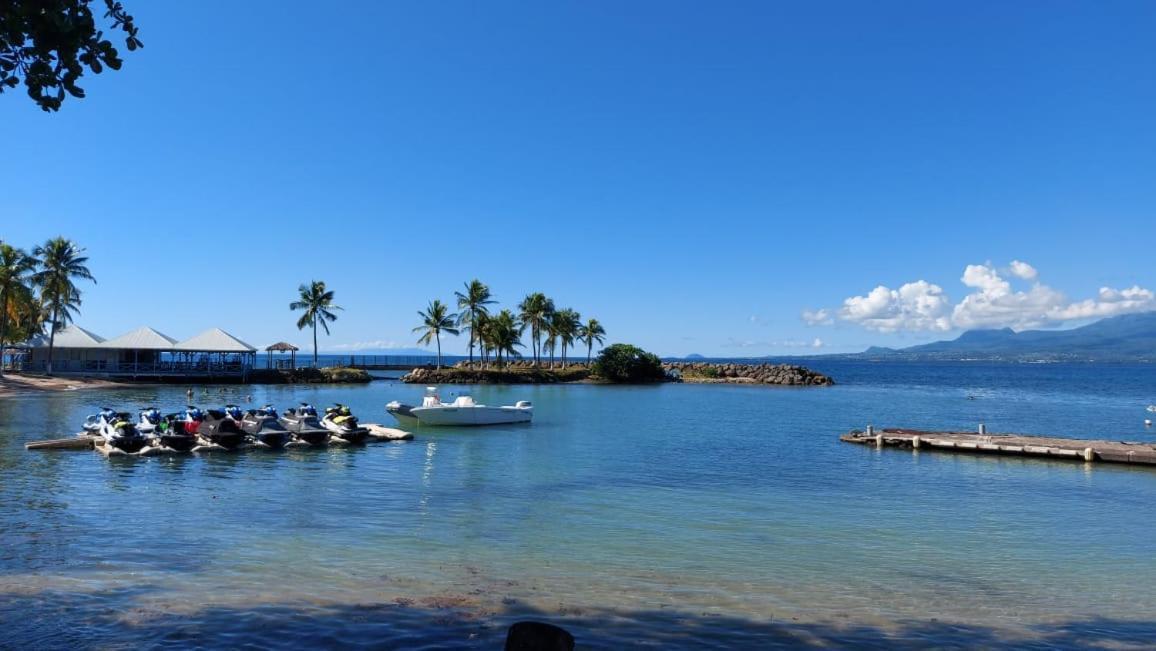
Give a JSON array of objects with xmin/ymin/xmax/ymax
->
[
  {"xmin": 801, "ymin": 308, "xmax": 833, "ymax": 325},
  {"xmin": 1049, "ymin": 286, "xmax": 1155, "ymax": 321},
  {"xmin": 821, "ymin": 260, "xmax": 1155, "ymax": 333},
  {"xmin": 838, "ymin": 281, "xmax": 953, "ymax": 333},
  {"xmin": 951, "ymin": 262, "xmax": 1068, "ymax": 330},
  {"xmin": 1008, "ymin": 260, "xmax": 1038, "ymax": 281},
  {"xmin": 811, "ymin": 338, "xmax": 824, "ymax": 348}
]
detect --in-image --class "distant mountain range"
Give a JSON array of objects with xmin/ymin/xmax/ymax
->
[{"xmin": 855, "ymin": 312, "xmax": 1156, "ymax": 362}]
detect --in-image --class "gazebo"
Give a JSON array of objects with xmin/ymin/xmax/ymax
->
[{"xmin": 265, "ymin": 342, "xmax": 299, "ymax": 369}]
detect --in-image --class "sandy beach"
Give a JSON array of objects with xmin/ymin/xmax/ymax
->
[{"xmin": 0, "ymin": 374, "xmax": 123, "ymax": 398}]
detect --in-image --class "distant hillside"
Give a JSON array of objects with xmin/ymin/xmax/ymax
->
[{"xmin": 857, "ymin": 312, "xmax": 1156, "ymax": 361}]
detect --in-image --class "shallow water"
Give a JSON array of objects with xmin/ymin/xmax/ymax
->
[{"xmin": 2, "ymin": 362, "xmax": 1156, "ymax": 649}]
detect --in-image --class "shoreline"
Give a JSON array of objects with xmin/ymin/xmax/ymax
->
[
  {"xmin": 0, "ymin": 374, "xmax": 127, "ymax": 397},
  {"xmin": 0, "ymin": 366, "xmax": 374, "ymax": 398}
]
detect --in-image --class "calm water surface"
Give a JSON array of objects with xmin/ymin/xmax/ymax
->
[{"xmin": 2, "ymin": 361, "xmax": 1156, "ymax": 649}]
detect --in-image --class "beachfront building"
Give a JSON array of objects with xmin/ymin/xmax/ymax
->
[{"xmin": 7, "ymin": 325, "xmax": 258, "ymax": 380}]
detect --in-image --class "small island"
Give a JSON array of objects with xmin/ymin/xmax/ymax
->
[{"xmin": 401, "ymin": 344, "xmax": 833, "ymax": 386}]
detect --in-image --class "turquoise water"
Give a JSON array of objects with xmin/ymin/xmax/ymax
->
[{"xmin": 2, "ymin": 362, "xmax": 1156, "ymax": 649}]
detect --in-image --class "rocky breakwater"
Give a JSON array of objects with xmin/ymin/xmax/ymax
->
[{"xmin": 664, "ymin": 362, "xmax": 834, "ymax": 386}]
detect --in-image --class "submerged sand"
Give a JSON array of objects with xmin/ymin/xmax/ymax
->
[{"xmin": 0, "ymin": 373, "xmax": 124, "ymax": 397}]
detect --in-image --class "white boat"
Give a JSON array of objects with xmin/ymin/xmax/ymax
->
[
  {"xmin": 387, "ymin": 387, "xmax": 532, "ymax": 426},
  {"xmin": 1148, "ymin": 404, "xmax": 1156, "ymax": 413}
]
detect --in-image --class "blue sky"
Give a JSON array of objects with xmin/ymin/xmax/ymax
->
[{"xmin": 3, "ymin": 1, "xmax": 1155, "ymax": 356}]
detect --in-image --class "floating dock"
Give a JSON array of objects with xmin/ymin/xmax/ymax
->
[
  {"xmin": 25, "ymin": 424, "xmax": 413, "ymax": 454},
  {"xmin": 841, "ymin": 427, "xmax": 1156, "ymax": 466}
]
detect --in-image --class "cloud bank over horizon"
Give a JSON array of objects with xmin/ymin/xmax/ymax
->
[{"xmin": 805, "ymin": 261, "xmax": 1155, "ymax": 334}]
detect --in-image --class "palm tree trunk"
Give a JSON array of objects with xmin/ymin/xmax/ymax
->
[
  {"xmin": 313, "ymin": 315, "xmax": 319, "ymax": 367},
  {"xmin": 468, "ymin": 311, "xmax": 474, "ymax": 364},
  {"xmin": 561, "ymin": 342, "xmax": 566, "ymax": 368},
  {"xmin": 46, "ymin": 306, "xmax": 58, "ymax": 376},
  {"xmin": 436, "ymin": 331, "xmax": 442, "ymax": 369},
  {"xmin": 0, "ymin": 294, "xmax": 7, "ymax": 378},
  {"xmin": 587, "ymin": 342, "xmax": 592, "ymax": 365}
]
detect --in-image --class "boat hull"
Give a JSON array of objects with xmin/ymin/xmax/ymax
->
[
  {"xmin": 253, "ymin": 431, "xmax": 291, "ymax": 448},
  {"xmin": 158, "ymin": 434, "xmax": 197, "ymax": 452},
  {"xmin": 106, "ymin": 436, "xmax": 148, "ymax": 453},
  {"xmin": 410, "ymin": 406, "xmax": 532, "ymax": 426},
  {"xmin": 386, "ymin": 403, "xmax": 421, "ymax": 426}
]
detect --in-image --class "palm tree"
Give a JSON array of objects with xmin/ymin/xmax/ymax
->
[
  {"xmin": 0, "ymin": 243, "xmax": 36, "ymax": 377},
  {"xmin": 578, "ymin": 317, "xmax": 606, "ymax": 365},
  {"xmin": 289, "ymin": 280, "xmax": 342, "ymax": 367},
  {"xmin": 489, "ymin": 309, "xmax": 522, "ymax": 368},
  {"xmin": 555, "ymin": 308, "xmax": 581, "ymax": 368},
  {"xmin": 475, "ymin": 311, "xmax": 492, "ymax": 366},
  {"xmin": 517, "ymin": 292, "xmax": 554, "ymax": 366},
  {"xmin": 455, "ymin": 279, "xmax": 495, "ymax": 365},
  {"xmin": 542, "ymin": 318, "xmax": 558, "ymax": 369},
  {"xmin": 413, "ymin": 299, "xmax": 459, "ymax": 369},
  {"xmin": 31, "ymin": 237, "xmax": 95, "ymax": 376}
]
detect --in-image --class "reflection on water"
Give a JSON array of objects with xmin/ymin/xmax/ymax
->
[{"xmin": 2, "ymin": 362, "xmax": 1156, "ymax": 648}]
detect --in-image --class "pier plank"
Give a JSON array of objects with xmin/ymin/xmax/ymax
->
[{"xmin": 841, "ymin": 428, "xmax": 1156, "ymax": 467}]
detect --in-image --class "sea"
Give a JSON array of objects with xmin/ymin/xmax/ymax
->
[{"xmin": 1, "ymin": 360, "xmax": 1155, "ymax": 649}]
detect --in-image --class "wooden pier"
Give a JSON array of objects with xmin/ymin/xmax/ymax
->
[{"xmin": 841, "ymin": 427, "xmax": 1156, "ymax": 466}]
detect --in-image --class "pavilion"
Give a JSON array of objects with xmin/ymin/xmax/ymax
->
[{"xmin": 10, "ymin": 325, "xmax": 258, "ymax": 379}]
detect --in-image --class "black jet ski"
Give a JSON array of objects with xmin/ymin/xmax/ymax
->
[
  {"xmin": 198, "ymin": 407, "xmax": 247, "ymax": 450},
  {"xmin": 101, "ymin": 412, "xmax": 148, "ymax": 453},
  {"xmin": 238, "ymin": 405, "xmax": 291, "ymax": 449},
  {"xmin": 279, "ymin": 403, "xmax": 331, "ymax": 446},
  {"xmin": 321, "ymin": 403, "xmax": 369, "ymax": 444},
  {"xmin": 155, "ymin": 412, "xmax": 198, "ymax": 452}
]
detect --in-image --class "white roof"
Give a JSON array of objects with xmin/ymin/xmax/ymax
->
[
  {"xmin": 100, "ymin": 326, "xmax": 178, "ymax": 350},
  {"xmin": 23, "ymin": 325, "xmax": 106, "ymax": 348},
  {"xmin": 174, "ymin": 328, "xmax": 256, "ymax": 352}
]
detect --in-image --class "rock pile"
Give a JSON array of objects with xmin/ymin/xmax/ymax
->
[{"xmin": 663, "ymin": 362, "xmax": 834, "ymax": 386}]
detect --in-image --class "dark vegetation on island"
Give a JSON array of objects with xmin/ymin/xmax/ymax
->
[{"xmin": 402, "ymin": 344, "xmax": 833, "ymax": 386}]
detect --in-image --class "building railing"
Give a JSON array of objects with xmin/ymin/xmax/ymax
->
[
  {"xmin": 320, "ymin": 355, "xmax": 438, "ymax": 368},
  {"xmin": 11, "ymin": 360, "xmax": 251, "ymax": 375}
]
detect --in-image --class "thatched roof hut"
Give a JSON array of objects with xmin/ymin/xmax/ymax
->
[{"xmin": 264, "ymin": 341, "xmax": 299, "ymax": 369}]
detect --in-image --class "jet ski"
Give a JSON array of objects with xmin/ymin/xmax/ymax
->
[
  {"xmin": 198, "ymin": 407, "xmax": 247, "ymax": 450},
  {"xmin": 279, "ymin": 403, "xmax": 331, "ymax": 445},
  {"xmin": 82, "ymin": 407, "xmax": 116, "ymax": 434},
  {"xmin": 321, "ymin": 403, "xmax": 369, "ymax": 444},
  {"xmin": 100, "ymin": 412, "xmax": 148, "ymax": 453},
  {"xmin": 154, "ymin": 413, "xmax": 198, "ymax": 452},
  {"xmin": 238, "ymin": 405, "xmax": 291, "ymax": 449},
  {"xmin": 137, "ymin": 407, "xmax": 162, "ymax": 435}
]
